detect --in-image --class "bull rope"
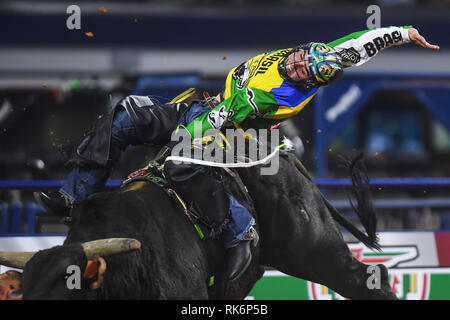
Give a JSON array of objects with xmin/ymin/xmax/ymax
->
[{"xmin": 165, "ymin": 138, "xmax": 293, "ymax": 169}]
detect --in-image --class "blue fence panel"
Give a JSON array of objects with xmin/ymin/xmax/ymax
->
[
  {"xmin": 0, "ymin": 202, "xmax": 46, "ymax": 234},
  {"xmin": 25, "ymin": 203, "xmax": 45, "ymax": 234},
  {"xmin": 9, "ymin": 202, "xmax": 23, "ymax": 234},
  {"xmin": 0, "ymin": 178, "xmax": 449, "ymax": 234},
  {"xmin": 0, "ymin": 203, "xmax": 8, "ymax": 234}
]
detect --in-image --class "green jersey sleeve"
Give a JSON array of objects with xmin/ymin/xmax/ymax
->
[
  {"xmin": 327, "ymin": 26, "xmax": 412, "ymax": 68},
  {"xmin": 184, "ymin": 87, "xmax": 278, "ymax": 139}
]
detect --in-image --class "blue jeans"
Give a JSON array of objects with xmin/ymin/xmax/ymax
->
[
  {"xmin": 222, "ymin": 195, "xmax": 255, "ymax": 248},
  {"xmin": 59, "ymin": 109, "xmax": 142, "ymax": 203},
  {"xmin": 60, "ymin": 101, "xmax": 253, "ymax": 247},
  {"xmin": 178, "ymin": 99, "xmax": 215, "ymax": 127}
]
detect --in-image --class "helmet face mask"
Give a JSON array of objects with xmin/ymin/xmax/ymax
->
[{"xmin": 278, "ymin": 42, "xmax": 344, "ymax": 90}]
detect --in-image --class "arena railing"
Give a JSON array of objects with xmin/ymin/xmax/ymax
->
[{"xmin": 0, "ymin": 178, "xmax": 449, "ymax": 234}]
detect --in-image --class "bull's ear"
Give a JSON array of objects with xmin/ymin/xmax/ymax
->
[{"xmin": 84, "ymin": 257, "xmax": 106, "ymax": 290}]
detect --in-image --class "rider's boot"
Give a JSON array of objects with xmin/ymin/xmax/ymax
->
[
  {"xmin": 34, "ymin": 191, "xmax": 72, "ymax": 221},
  {"xmin": 224, "ymin": 226, "xmax": 259, "ymax": 282}
]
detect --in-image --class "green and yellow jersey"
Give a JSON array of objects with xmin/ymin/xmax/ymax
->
[{"xmin": 185, "ymin": 26, "xmax": 412, "ymax": 139}]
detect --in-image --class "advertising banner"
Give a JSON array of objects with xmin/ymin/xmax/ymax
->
[{"xmin": 1, "ymin": 232, "xmax": 450, "ymax": 299}]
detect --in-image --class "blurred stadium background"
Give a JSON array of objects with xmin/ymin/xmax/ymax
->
[{"xmin": 0, "ymin": 0, "xmax": 449, "ymax": 298}]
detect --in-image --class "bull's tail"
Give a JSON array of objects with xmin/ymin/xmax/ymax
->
[
  {"xmin": 330, "ymin": 154, "xmax": 380, "ymax": 250},
  {"xmin": 340, "ymin": 154, "xmax": 380, "ymax": 250},
  {"xmin": 288, "ymin": 152, "xmax": 380, "ymax": 251}
]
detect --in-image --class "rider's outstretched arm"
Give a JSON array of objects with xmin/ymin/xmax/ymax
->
[{"xmin": 328, "ymin": 26, "xmax": 439, "ymax": 68}]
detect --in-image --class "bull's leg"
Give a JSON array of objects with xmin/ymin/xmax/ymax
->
[
  {"xmin": 303, "ymin": 247, "xmax": 396, "ymax": 300},
  {"xmin": 262, "ymin": 229, "xmax": 397, "ymax": 300}
]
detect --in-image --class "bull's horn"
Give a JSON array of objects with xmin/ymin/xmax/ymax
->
[
  {"xmin": 82, "ymin": 238, "xmax": 141, "ymax": 260},
  {"xmin": 0, "ymin": 252, "xmax": 36, "ymax": 269}
]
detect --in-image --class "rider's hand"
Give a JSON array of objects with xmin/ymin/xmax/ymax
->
[{"xmin": 408, "ymin": 28, "xmax": 440, "ymax": 50}]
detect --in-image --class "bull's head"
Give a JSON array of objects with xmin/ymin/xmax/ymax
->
[{"xmin": 0, "ymin": 238, "xmax": 141, "ymax": 300}]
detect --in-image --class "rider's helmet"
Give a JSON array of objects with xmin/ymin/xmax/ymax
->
[{"xmin": 278, "ymin": 42, "xmax": 344, "ymax": 90}]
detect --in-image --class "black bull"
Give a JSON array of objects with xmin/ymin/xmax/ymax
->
[{"xmin": 0, "ymin": 152, "xmax": 397, "ymax": 299}]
